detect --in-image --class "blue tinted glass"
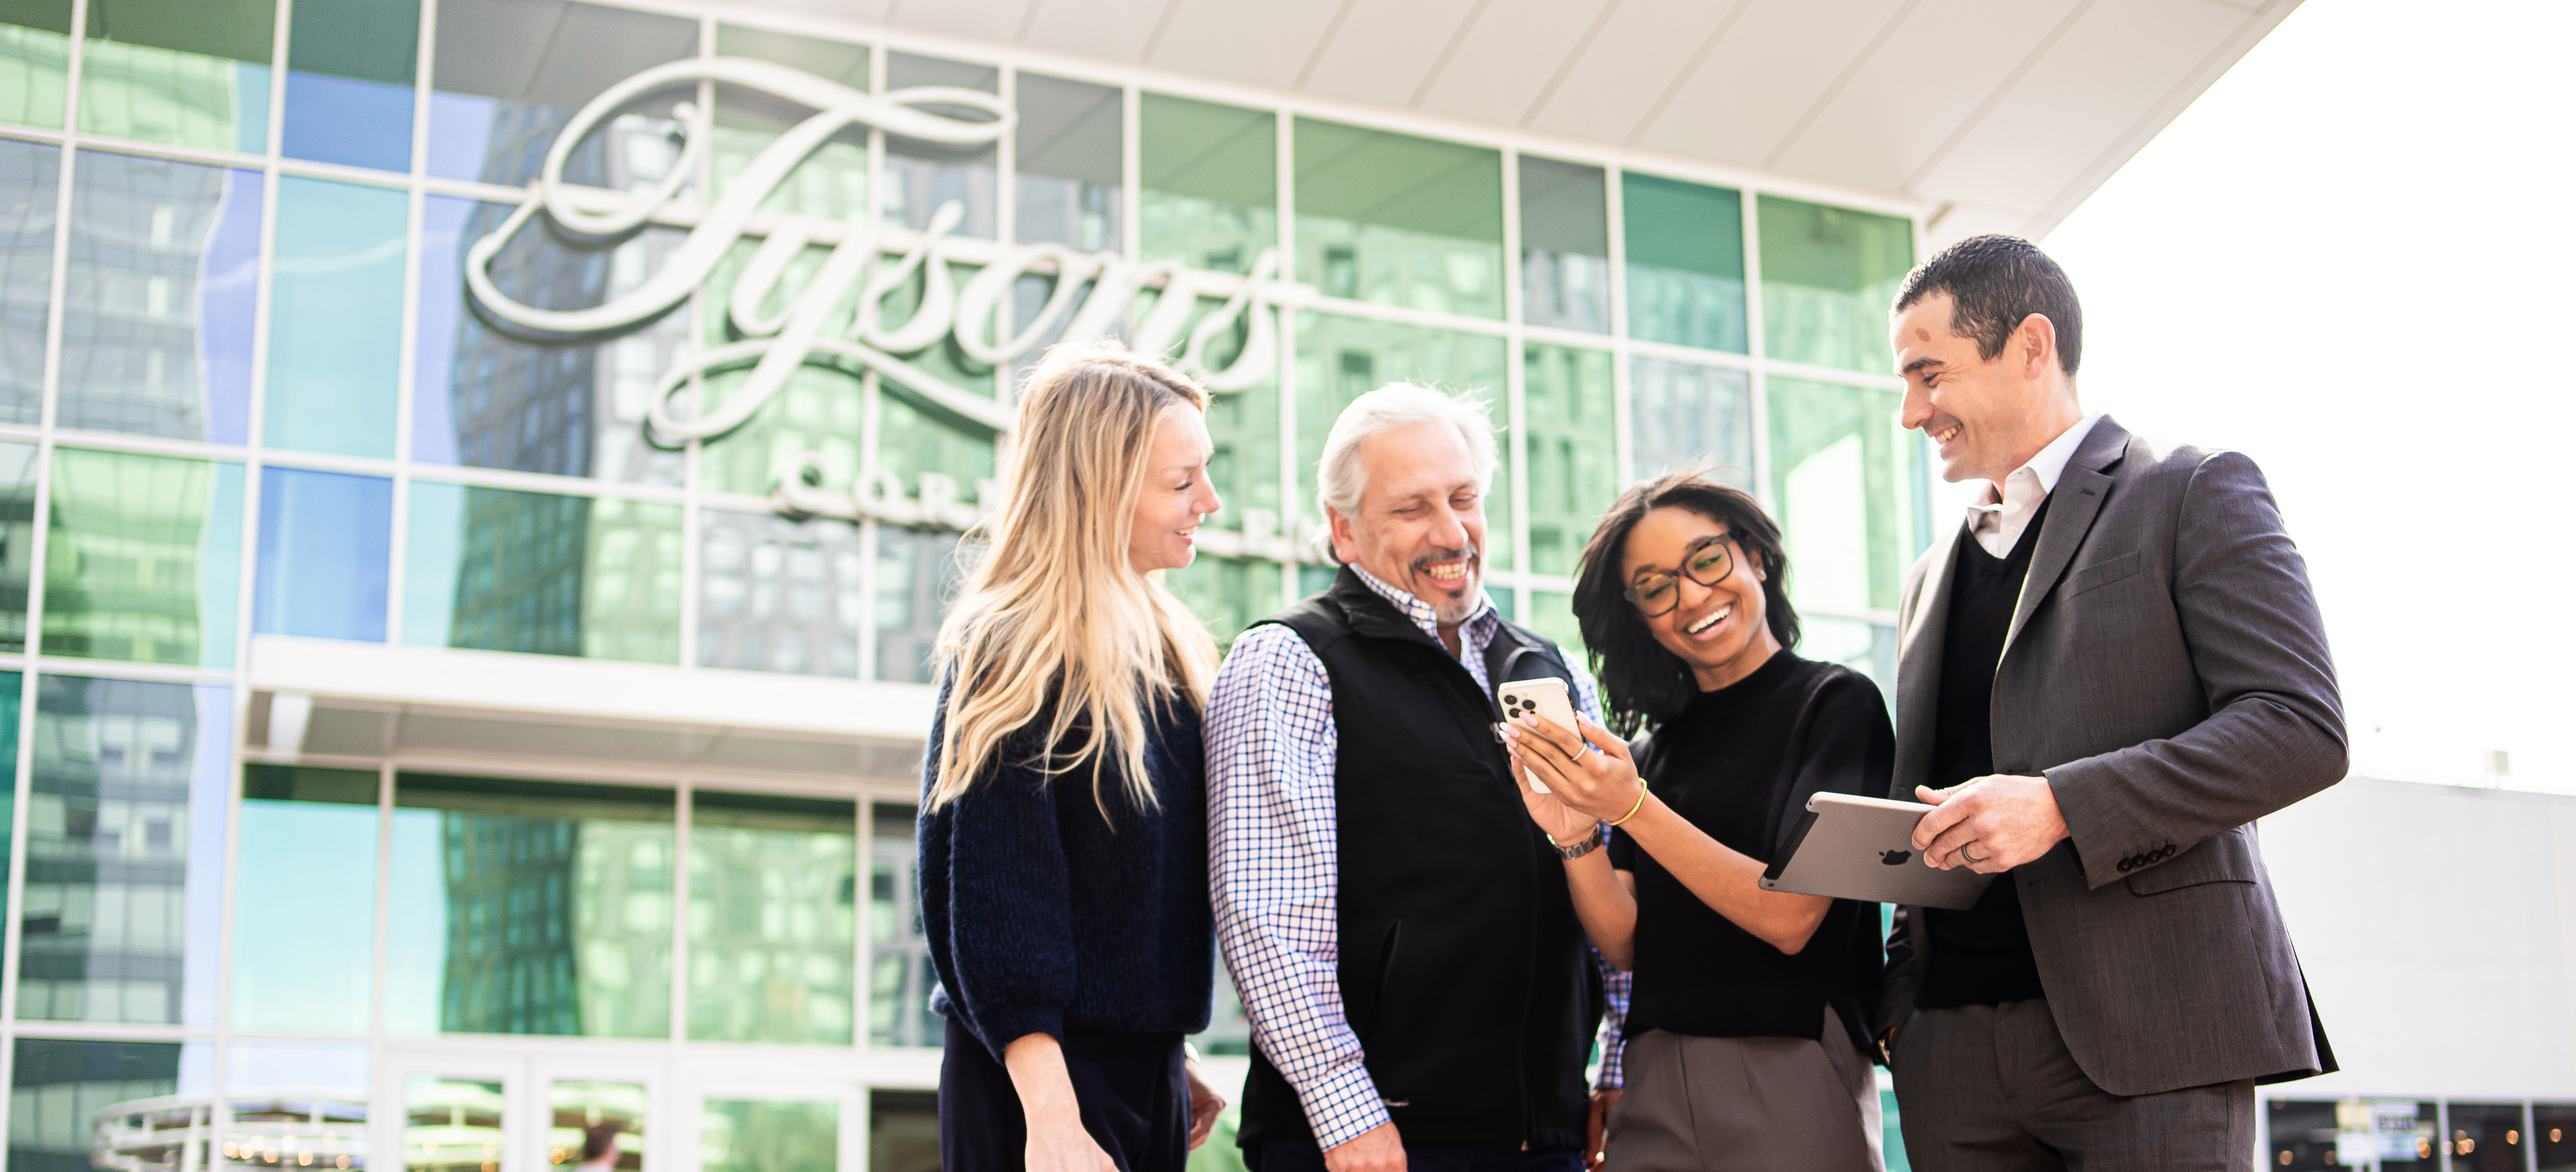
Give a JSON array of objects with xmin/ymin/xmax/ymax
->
[
  {"xmin": 255, "ymin": 467, "xmax": 392, "ymax": 641},
  {"xmin": 233, "ymin": 766, "xmax": 378, "ymax": 1034},
  {"xmin": 60, "ymin": 153, "xmax": 260, "ymax": 443},
  {"xmin": 283, "ymin": 0, "xmax": 420, "ymax": 173},
  {"xmin": 0, "ymin": 138, "xmax": 59, "ymax": 425},
  {"xmin": 266, "ymin": 176, "xmax": 405, "ymax": 458}
]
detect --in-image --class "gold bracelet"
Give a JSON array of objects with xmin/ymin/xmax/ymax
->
[{"xmin": 1607, "ymin": 783, "xmax": 1649, "ymax": 827}]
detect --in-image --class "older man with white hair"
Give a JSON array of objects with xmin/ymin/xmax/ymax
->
[{"xmin": 1209, "ymin": 384, "xmax": 1618, "ymax": 1172}]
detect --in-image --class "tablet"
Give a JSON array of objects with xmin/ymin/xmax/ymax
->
[{"xmin": 1759, "ymin": 793, "xmax": 1997, "ymax": 910}]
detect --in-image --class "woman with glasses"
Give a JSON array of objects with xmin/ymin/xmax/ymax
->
[
  {"xmin": 918, "ymin": 342, "xmax": 1231, "ymax": 1172},
  {"xmin": 1502, "ymin": 470, "xmax": 1892, "ymax": 1172}
]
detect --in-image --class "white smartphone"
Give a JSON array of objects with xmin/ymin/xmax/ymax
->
[{"xmin": 1497, "ymin": 677, "xmax": 1581, "ymax": 794}]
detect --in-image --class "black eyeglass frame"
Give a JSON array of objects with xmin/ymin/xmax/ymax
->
[{"xmin": 1622, "ymin": 533, "xmax": 1738, "ymax": 618}]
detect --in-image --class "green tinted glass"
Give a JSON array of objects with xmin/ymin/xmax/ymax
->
[
  {"xmin": 1518, "ymin": 155, "xmax": 1609, "ymax": 334},
  {"xmin": 1622, "ymin": 172, "xmax": 1744, "ymax": 352},
  {"xmin": 10, "ymin": 1038, "xmax": 201, "ymax": 1170},
  {"xmin": 79, "ymin": 0, "xmax": 273, "ymax": 153},
  {"xmin": 0, "ymin": 138, "xmax": 58, "ymax": 425},
  {"xmin": 1526, "ymin": 590, "xmax": 1585, "ymax": 665},
  {"xmin": 0, "ymin": 674, "xmax": 17, "ymax": 933},
  {"xmin": 1768, "ymin": 376, "xmax": 1907, "ymax": 612},
  {"xmin": 1163, "ymin": 555, "xmax": 1282, "ymax": 649},
  {"xmin": 1141, "ymin": 93, "xmax": 1275, "ymax": 275},
  {"xmin": 1293, "ymin": 313, "xmax": 1509, "ymax": 567},
  {"xmin": 403, "ymin": 482, "xmax": 685, "ymax": 664},
  {"xmin": 21, "ymin": 676, "xmax": 231, "ymax": 1026},
  {"xmin": 0, "ymin": 2, "xmax": 71, "ymax": 130},
  {"xmin": 869, "ymin": 802, "xmax": 939, "ymax": 1047},
  {"xmin": 704, "ymin": 1099, "xmax": 838, "ymax": 1172},
  {"xmin": 0, "ymin": 442, "xmax": 32, "ymax": 649},
  {"xmin": 267, "ymin": 175, "xmax": 404, "ymax": 458},
  {"xmin": 233, "ymin": 765, "xmax": 377, "ymax": 1034},
  {"xmin": 1295, "ymin": 118, "xmax": 1502, "ymax": 318},
  {"xmin": 547, "ymin": 1081, "xmax": 644, "ymax": 1170},
  {"xmin": 688, "ymin": 790, "xmax": 856, "ymax": 1044},
  {"xmin": 1522, "ymin": 345, "xmax": 1616, "ymax": 577},
  {"xmin": 1803, "ymin": 614, "xmax": 1896, "ymax": 698},
  {"xmin": 711, "ymin": 24, "xmax": 868, "ymax": 220},
  {"xmin": 1628, "ymin": 357, "xmax": 1751, "ymax": 484},
  {"xmin": 1759, "ymin": 196, "xmax": 1914, "ymax": 373},
  {"xmin": 42, "ymin": 447, "xmax": 243, "ymax": 668},
  {"xmin": 387, "ymin": 774, "xmax": 675, "ymax": 1038}
]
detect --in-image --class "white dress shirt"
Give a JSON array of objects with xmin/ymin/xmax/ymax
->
[{"xmin": 1970, "ymin": 412, "xmax": 2105, "ymax": 556}]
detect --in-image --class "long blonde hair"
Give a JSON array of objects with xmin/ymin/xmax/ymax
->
[{"xmin": 926, "ymin": 342, "xmax": 1221, "ymax": 813}]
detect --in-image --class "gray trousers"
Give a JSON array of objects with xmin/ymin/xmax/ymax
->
[
  {"xmin": 1889, "ymin": 1000, "xmax": 2255, "ymax": 1172},
  {"xmin": 1604, "ymin": 1014, "xmax": 1883, "ymax": 1172}
]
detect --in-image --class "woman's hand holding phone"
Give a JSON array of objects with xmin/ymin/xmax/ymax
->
[{"xmin": 1504, "ymin": 711, "xmax": 1646, "ymax": 829}]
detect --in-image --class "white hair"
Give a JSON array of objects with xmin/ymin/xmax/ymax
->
[{"xmin": 1316, "ymin": 382, "xmax": 1499, "ymax": 520}]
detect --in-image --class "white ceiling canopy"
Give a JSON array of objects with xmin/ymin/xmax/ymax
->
[{"xmin": 745, "ymin": 0, "xmax": 2298, "ymax": 248}]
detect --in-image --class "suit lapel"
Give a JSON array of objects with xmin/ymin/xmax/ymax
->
[
  {"xmin": 2002, "ymin": 418, "xmax": 2131, "ymax": 655},
  {"xmin": 1894, "ymin": 521, "xmax": 1964, "ymax": 794}
]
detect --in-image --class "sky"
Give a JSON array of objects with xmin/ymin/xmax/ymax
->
[{"xmin": 2029, "ymin": 0, "xmax": 2576, "ymax": 792}]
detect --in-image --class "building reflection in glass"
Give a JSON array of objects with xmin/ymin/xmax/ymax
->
[
  {"xmin": 698, "ymin": 510, "xmax": 867, "ymax": 678},
  {"xmin": 0, "ymin": 138, "xmax": 59, "ymax": 424},
  {"xmin": 59, "ymin": 150, "xmax": 259, "ymax": 443},
  {"xmin": 404, "ymin": 482, "xmax": 684, "ymax": 665},
  {"xmin": 9, "ymin": 1037, "xmax": 209, "ymax": 1172},
  {"xmin": 687, "ymin": 791, "xmax": 856, "ymax": 1044},
  {"xmin": 869, "ymin": 802, "xmax": 940, "ymax": 1049}
]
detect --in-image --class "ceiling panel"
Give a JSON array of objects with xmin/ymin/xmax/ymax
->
[
  {"xmin": 1909, "ymin": 0, "xmax": 2244, "ymax": 212},
  {"xmin": 1145, "ymin": 0, "xmax": 1347, "ymax": 92},
  {"xmin": 1015, "ymin": 0, "xmax": 1172, "ymax": 61},
  {"xmin": 1630, "ymin": 0, "xmax": 1913, "ymax": 168},
  {"xmin": 1520, "ymin": 0, "xmax": 1750, "ymax": 145},
  {"xmin": 1411, "ymin": 0, "xmax": 1601, "ymax": 128},
  {"xmin": 1298, "ymin": 0, "xmax": 1481, "ymax": 110},
  {"xmin": 1764, "ymin": 0, "xmax": 2080, "ymax": 192},
  {"xmin": 889, "ymin": 0, "xmax": 1032, "ymax": 43}
]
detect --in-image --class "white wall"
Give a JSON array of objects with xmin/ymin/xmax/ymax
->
[{"xmin": 2258, "ymin": 776, "xmax": 2576, "ymax": 1101}]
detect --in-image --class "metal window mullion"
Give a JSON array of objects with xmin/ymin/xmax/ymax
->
[
  {"xmin": 1274, "ymin": 102, "xmax": 1300, "ymax": 597},
  {"xmin": 677, "ymin": 59, "xmax": 716, "ymax": 676},
  {"xmin": 1604, "ymin": 164, "xmax": 1632, "ymax": 488},
  {"xmin": 1499, "ymin": 147, "xmax": 1529, "ymax": 617},
  {"xmin": 671, "ymin": 781, "xmax": 692, "ymax": 1050},
  {"xmin": 1742, "ymin": 188, "xmax": 1771, "ymax": 509},
  {"xmin": 387, "ymin": 0, "xmax": 437, "ymax": 650}
]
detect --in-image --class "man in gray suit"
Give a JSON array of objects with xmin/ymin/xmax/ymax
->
[{"xmin": 1878, "ymin": 235, "xmax": 2343, "ymax": 1171}]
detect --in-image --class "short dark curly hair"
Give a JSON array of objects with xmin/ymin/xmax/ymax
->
[
  {"xmin": 1892, "ymin": 234, "xmax": 2083, "ymax": 377},
  {"xmin": 1572, "ymin": 470, "xmax": 1797, "ymax": 736}
]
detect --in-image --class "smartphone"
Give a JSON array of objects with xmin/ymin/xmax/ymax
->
[{"xmin": 1497, "ymin": 677, "xmax": 1580, "ymax": 794}]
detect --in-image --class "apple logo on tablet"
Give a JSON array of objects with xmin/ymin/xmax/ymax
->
[{"xmin": 1880, "ymin": 849, "xmax": 1911, "ymax": 866}]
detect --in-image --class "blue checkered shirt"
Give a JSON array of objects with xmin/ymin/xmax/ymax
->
[{"xmin": 1206, "ymin": 565, "xmax": 1632, "ymax": 1149}]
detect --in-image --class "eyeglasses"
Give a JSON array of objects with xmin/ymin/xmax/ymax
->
[{"xmin": 1623, "ymin": 535, "xmax": 1736, "ymax": 618}]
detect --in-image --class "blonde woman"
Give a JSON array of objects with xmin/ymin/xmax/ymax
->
[{"xmin": 918, "ymin": 342, "xmax": 1232, "ymax": 1172}]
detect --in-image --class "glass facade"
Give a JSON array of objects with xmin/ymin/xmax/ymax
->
[{"xmin": 0, "ymin": 1, "xmax": 1925, "ymax": 1166}]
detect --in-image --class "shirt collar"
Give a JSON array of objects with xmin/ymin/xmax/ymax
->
[
  {"xmin": 1350, "ymin": 562, "xmax": 1497, "ymax": 648},
  {"xmin": 1988, "ymin": 411, "xmax": 2105, "ymax": 501}
]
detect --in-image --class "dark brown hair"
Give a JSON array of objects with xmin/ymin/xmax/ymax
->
[
  {"xmin": 1572, "ymin": 470, "xmax": 1798, "ymax": 735},
  {"xmin": 581, "ymin": 1123, "xmax": 622, "ymax": 1164},
  {"xmin": 1892, "ymin": 233, "xmax": 2084, "ymax": 377}
]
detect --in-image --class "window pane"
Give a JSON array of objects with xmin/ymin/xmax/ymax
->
[
  {"xmin": 1627, "ymin": 356, "xmax": 1750, "ymax": 484},
  {"xmin": 688, "ymin": 790, "xmax": 856, "ymax": 1044},
  {"xmin": 1523, "ymin": 344, "xmax": 1616, "ymax": 577},
  {"xmin": 1017, "ymin": 73, "xmax": 1121, "ymax": 252},
  {"xmin": 255, "ymin": 467, "xmax": 391, "ymax": 642},
  {"xmin": 1140, "ymin": 93, "xmax": 1275, "ymax": 275},
  {"xmin": 1203, "ymin": 326, "xmax": 1282, "ymax": 545},
  {"xmin": 1802, "ymin": 615, "xmax": 1897, "ymax": 701},
  {"xmin": 698, "ymin": 509, "xmax": 865, "ymax": 678},
  {"xmin": 284, "ymin": 0, "xmax": 419, "ymax": 172},
  {"xmin": 0, "ymin": 441, "xmax": 35, "ymax": 650},
  {"xmin": 406, "ymin": 1076, "xmax": 505, "ymax": 1172},
  {"xmin": 704, "ymin": 1099, "xmax": 839, "ymax": 1172},
  {"xmin": 403, "ymin": 481, "xmax": 684, "ymax": 664},
  {"xmin": 1293, "ymin": 312, "xmax": 1510, "ymax": 566},
  {"xmin": 2449, "ymin": 1102, "xmax": 2529, "ymax": 1171},
  {"xmin": 870, "ymin": 1091, "xmax": 938, "ymax": 1172},
  {"xmin": 0, "ymin": 138, "xmax": 59, "ymax": 425},
  {"xmin": 873, "ymin": 526, "xmax": 960, "ymax": 684},
  {"xmin": 1296, "ymin": 118, "xmax": 1502, "ymax": 318},
  {"xmin": 547, "ymin": 1081, "xmax": 644, "ymax": 1170},
  {"xmin": 20, "ymin": 677, "xmax": 232, "ymax": 1026},
  {"xmin": 1622, "ymin": 172, "xmax": 1744, "ymax": 353},
  {"xmin": 1526, "ymin": 589, "xmax": 1585, "ymax": 665},
  {"xmin": 882, "ymin": 53, "xmax": 998, "ymax": 239},
  {"xmin": 11, "ymin": 1038, "xmax": 209, "ymax": 1171},
  {"xmin": 387, "ymin": 773, "xmax": 675, "ymax": 1037},
  {"xmin": 0, "ymin": 3, "xmax": 73, "ymax": 131},
  {"xmin": 266, "ymin": 176, "xmax": 404, "ymax": 458},
  {"xmin": 1759, "ymin": 196, "xmax": 1913, "ymax": 373},
  {"xmin": 79, "ymin": 0, "xmax": 272, "ymax": 153},
  {"xmin": 1518, "ymin": 156, "xmax": 1608, "ymax": 334},
  {"xmin": 1163, "ymin": 555, "xmax": 1282, "ymax": 649},
  {"xmin": 42, "ymin": 448, "xmax": 245, "ymax": 668},
  {"xmin": 0, "ymin": 674, "xmax": 18, "ymax": 932},
  {"xmin": 2533, "ymin": 1102, "xmax": 2574, "ymax": 1170},
  {"xmin": 226, "ymin": 1041, "xmax": 369, "ymax": 1171},
  {"xmin": 710, "ymin": 25, "xmax": 867, "ymax": 220},
  {"xmin": 415, "ymin": 195, "xmax": 687, "ymax": 484},
  {"xmin": 61, "ymin": 151, "xmax": 259, "ymax": 443},
  {"xmin": 426, "ymin": 0, "xmax": 696, "ymax": 185},
  {"xmin": 1768, "ymin": 376, "xmax": 1906, "ymax": 614},
  {"xmin": 868, "ymin": 802, "xmax": 938, "ymax": 1047},
  {"xmin": 232, "ymin": 765, "xmax": 377, "ymax": 1034}
]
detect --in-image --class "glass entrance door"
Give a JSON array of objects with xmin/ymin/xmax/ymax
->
[
  {"xmin": 379, "ymin": 1052, "xmax": 522, "ymax": 1172},
  {"xmin": 679, "ymin": 1069, "xmax": 864, "ymax": 1172}
]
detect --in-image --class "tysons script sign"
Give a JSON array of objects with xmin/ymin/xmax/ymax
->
[{"xmin": 465, "ymin": 57, "xmax": 1317, "ymax": 561}]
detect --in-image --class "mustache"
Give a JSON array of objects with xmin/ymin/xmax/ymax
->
[{"xmin": 1410, "ymin": 544, "xmax": 1480, "ymax": 575}]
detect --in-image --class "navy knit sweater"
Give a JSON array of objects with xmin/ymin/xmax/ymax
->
[{"xmin": 918, "ymin": 678, "xmax": 1215, "ymax": 1061}]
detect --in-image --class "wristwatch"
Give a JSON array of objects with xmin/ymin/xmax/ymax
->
[{"xmin": 1550, "ymin": 824, "xmax": 1605, "ymax": 860}]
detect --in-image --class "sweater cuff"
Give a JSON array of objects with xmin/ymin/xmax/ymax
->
[{"xmin": 974, "ymin": 1004, "xmax": 1066, "ymax": 1063}]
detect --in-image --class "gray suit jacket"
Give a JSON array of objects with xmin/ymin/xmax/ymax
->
[{"xmin": 1878, "ymin": 416, "xmax": 2343, "ymax": 1096}]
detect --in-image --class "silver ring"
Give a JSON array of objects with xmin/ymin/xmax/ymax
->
[{"xmin": 1960, "ymin": 844, "xmax": 1985, "ymax": 865}]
